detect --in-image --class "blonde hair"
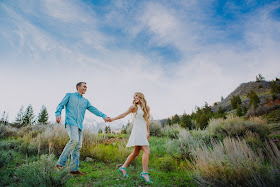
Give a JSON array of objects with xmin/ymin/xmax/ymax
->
[{"xmin": 133, "ymin": 92, "xmax": 150, "ymax": 123}]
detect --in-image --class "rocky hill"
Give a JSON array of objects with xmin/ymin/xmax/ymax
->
[{"xmin": 212, "ymin": 80, "xmax": 280, "ymax": 113}]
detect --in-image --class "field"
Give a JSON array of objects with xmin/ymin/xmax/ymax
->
[{"xmin": 0, "ymin": 116, "xmax": 279, "ymax": 186}]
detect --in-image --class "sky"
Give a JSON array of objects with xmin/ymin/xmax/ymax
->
[{"xmin": 0, "ymin": 0, "xmax": 280, "ymax": 124}]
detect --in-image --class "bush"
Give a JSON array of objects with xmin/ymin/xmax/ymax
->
[
  {"xmin": 162, "ymin": 124, "xmax": 183, "ymax": 139},
  {"xmin": 246, "ymin": 103, "xmax": 280, "ymax": 118},
  {"xmin": 0, "ymin": 125, "xmax": 19, "ymax": 138},
  {"xmin": 149, "ymin": 121, "xmax": 162, "ymax": 137},
  {"xmin": 0, "ymin": 150, "xmax": 14, "ymax": 168},
  {"xmin": 168, "ymin": 130, "xmax": 201, "ymax": 159},
  {"xmin": 191, "ymin": 138, "xmax": 280, "ymax": 187},
  {"xmin": 15, "ymin": 154, "xmax": 71, "ymax": 186},
  {"xmin": 206, "ymin": 116, "xmax": 269, "ymax": 140},
  {"xmin": 155, "ymin": 155, "xmax": 176, "ymax": 172}
]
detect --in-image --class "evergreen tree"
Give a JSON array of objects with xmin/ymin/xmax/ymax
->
[
  {"xmin": 199, "ymin": 113, "xmax": 208, "ymax": 129},
  {"xmin": 172, "ymin": 114, "xmax": 180, "ymax": 124},
  {"xmin": 236, "ymin": 104, "xmax": 243, "ymax": 117},
  {"xmin": 98, "ymin": 128, "xmax": 103, "ymax": 134},
  {"xmin": 0, "ymin": 111, "xmax": 8, "ymax": 125},
  {"xmin": 166, "ymin": 118, "xmax": 172, "ymax": 126},
  {"xmin": 214, "ymin": 106, "xmax": 226, "ymax": 119},
  {"xmin": 121, "ymin": 125, "xmax": 127, "ymax": 134},
  {"xmin": 242, "ymin": 105, "xmax": 248, "ymax": 115},
  {"xmin": 231, "ymin": 95, "xmax": 242, "ymax": 109},
  {"xmin": 105, "ymin": 126, "xmax": 111, "ymax": 134},
  {"xmin": 247, "ymin": 90, "xmax": 260, "ymax": 109},
  {"xmin": 22, "ymin": 105, "xmax": 35, "ymax": 126},
  {"xmin": 180, "ymin": 114, "xmax": 192, "ymax": 129},
  {"xmin": 271, "ymin": 80, "xmax": 280, "ymax": 101},
  {"xmin": 38, "ymin": 105, "xmax": 49, "ymax": 125},
  {"xmin": 221, "ymin": 96, "xmax": 224, "ymax": 101},
  {"xmin": 15, "ymin": 105, "xmax": 24, "ymax": 125},
  {"xmin": 256, "ymin": 74, "xmax": 265, "ymax": 82}
]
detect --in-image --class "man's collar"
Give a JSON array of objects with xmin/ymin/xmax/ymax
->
[{"xmin": 75, "ymin": 92, "xmax": 83, "ymax": 97}]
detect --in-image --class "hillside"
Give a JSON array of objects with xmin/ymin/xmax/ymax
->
[
  {"xmin": 212, "ymin": 80, "xmax": 280, "ymax": 112},
  {"xmin": 158, "ymin": 80, "xmax": 280, "ymax": 125}
]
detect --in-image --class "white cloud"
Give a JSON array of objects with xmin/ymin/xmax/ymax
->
[{"xmin": 0, "ymin": 0, "xmax": 280, "ymax": 124}]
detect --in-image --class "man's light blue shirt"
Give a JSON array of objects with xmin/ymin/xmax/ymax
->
[{"xmin": 55, "ymin": 92, "xmax": 107, "ymax": 130}]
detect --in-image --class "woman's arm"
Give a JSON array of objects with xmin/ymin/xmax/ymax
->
[{"xmin": 111, "ymin": 105, "xmax": 136, "ymax": 121}]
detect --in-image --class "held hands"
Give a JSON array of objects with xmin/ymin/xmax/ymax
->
[
  {"xmin": 104, "ymin": 117, "xmax": 113, "ymax": 123},
  {"xmin": 56, "ymin": 116, "xmax": 61, "ymax": 123}
]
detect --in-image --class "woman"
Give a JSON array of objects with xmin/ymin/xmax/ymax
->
[{"xmin": 111, "ymin": 92, "xmax": 153, "ymax": 184}]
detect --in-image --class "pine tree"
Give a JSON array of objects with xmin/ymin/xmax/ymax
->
[
  {"xmin": 236, "ymin": 104, "xmax": 243, "ymax": 117},
  {"xmin": 172, "ymin": 114, "xmax": 180, "ymax": 124},
  {"xmin": 121, "ymin": 125, "xmax": 127, "ymax": 134},
  {"xmin": 38, "ymin": 105, "xmax": 49, "ymax": 125},
  {"xmin": 199, "ymin": 113, "xmax": 208, "ymax": 129},
  {"xmin": 221, "ymin": 96, "xmax": 224, "ymax": 101},
  {"xmin": 180, "ymin": 114, "xmax": 192, "ymax": 129},
  {"xmin": 247, "ymin": 91, "xmax": 260, "ymax": 109},
  {"xmin": 231, "ymin": 95, "xmax": 242, "ymax": 109},
  {"xmin": 105, "ymin": 126, "xmax": 111, "ymax": 134},
  {"xmin": 242, "ymin": 106, "xmax": 248, "ymax": 115},
  {"xmin": 98, "ymin": 128, "xmax": 103, "ymax": 134},
  {"xmin": 22, "ymin": 105, "xmax": 35, "ymax": 126},
  {"xmin": 15, "ymin": 105, "xmax": 24, "ymax": 125},
  {"xmin": 166, "ymin": 118, "xmax": 172, "ymax": 126},
  {"xmin": 0, "ymin": 111, "xmax": 8, "ymax": 125},
  {"xmin": 256, "ymin": 74, "xmax": 265, "ymax": 82}
]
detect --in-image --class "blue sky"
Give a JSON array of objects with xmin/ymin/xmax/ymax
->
[{"xmin": 0, "ymin": 0, "xmax": 280, "ymax": 123}]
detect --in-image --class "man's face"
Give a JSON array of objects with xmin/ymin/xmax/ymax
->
[{"xmin": 78, "ymin": 83, "xmax": 87, "ymax": 94}]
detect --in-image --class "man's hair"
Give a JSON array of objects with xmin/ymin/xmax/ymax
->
[{"xmin": 76, "ymin": 82, "xmax": 86, "ymax": 90}]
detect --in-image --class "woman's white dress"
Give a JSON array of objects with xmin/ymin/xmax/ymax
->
[{"xmin": 126, "ymin": 105, "xmax": 149, "ymax": 147}]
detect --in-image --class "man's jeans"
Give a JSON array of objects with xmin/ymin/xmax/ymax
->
[{"xmin": 57, "ymin": 124, "xmax": 83, "ymax": 171}]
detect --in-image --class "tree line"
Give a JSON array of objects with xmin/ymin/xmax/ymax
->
[
  {"xmin": 0, "ymin": 105, "xmax": 49, "ymax": 127},
  {"xmin": 164, "ymin": 77, "xmax": 279, "ymax": 130}
]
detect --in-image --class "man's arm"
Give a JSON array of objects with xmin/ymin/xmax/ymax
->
[
  {"xmin": 55, "ymin": 93, "xmax": 70, "ymax": 123},
  {"xmin": 87, "ymin": 101, "xmax": 107, "ymax": 120}
]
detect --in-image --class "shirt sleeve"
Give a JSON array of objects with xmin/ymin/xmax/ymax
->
[
  {"xmin": 55, "ymin": 93, "xmax": 70, "ymax": 117},
  {"xmin": 87, "ymin": 100, "xmax": 107, "ymax": 119}
]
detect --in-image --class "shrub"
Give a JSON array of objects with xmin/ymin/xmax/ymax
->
[
  {"xmin": 0, "ymin": 150, "xmax": 14, "ymax": 168},
  {"xmin": 162, "ymin": 124, "xmax": 182, "ymax": 139},
  {"xmin": 206, "ymin": 116, "xmax": 269, "ymax": 141},
  {"xmin": 149, "ymin": 121, "xmax": 162, "ymax": 137},
  {"xmin": 191, "ymin": 138, "xmax": 280, "ymax": 187},
  {"xmin": 155, "ymin": 155, "xmax": 176, "ymax": 172},
  {"xmin": 31, "ymin": 124, "xmax": 69, "ymax": 156},
  {"xmin": 15, "ymin": 154, "xmax": 71, "ymax": 186},
  {"xmin": 80, "ymin": 130, "xmax": 107, "ymax": 159},
  {"xmin": 246, "ymin": 103, "xmax": 280, "ymax": 118},
  {"xmin": 168, "ymin": 130, "xmax": 201, "ymax": 159},
  {"xmin": 0, "ymin": 125, "xmax": 19, "ymax": 138}
]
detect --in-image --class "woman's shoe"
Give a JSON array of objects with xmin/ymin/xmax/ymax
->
[
  {"xmin": 140, "ymin": 172, "xmax": 153, "ymax": 184},
  {"xmin": 118, "ymin": 166, "xmax": 128, "ymax": 177}
]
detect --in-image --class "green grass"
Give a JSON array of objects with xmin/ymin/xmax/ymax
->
[
  {"xmin": 263, "ymin": 108, "xmax": 280, "ymax": 123},
  {"xmin": 0, "ymin": 137, "xmax": 196, "ymax": 187},
  {"xmin": 67, "ymin": 161, "xmax": 195, "ymax": 187}
]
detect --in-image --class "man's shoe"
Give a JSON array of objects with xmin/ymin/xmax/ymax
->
[
  {"xmin": 55, "ymin": 164, "xmax": 64, "ymax": 171},
  {"xmin": 70, "ymin": 170, "xmax": 85, "ymax": 176}
]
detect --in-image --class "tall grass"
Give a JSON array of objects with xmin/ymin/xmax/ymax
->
[{"xmin": 190, "ymin": 138, "xmax": 280, "ymax": 186}]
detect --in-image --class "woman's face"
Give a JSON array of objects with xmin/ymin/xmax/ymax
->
[{"xmin": 134, "ymin": 95, "xmax": 140, "ymax": 104}]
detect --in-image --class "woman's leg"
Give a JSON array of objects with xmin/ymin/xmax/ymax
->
[
  {"xmin": 141, "ymin": 146, "xmax": 151, "ymax": 181},
  {"xmin": 120, "ymin": 146, "xmax": 141, "ymax": 175}
]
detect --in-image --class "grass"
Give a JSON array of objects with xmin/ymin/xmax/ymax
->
[
  {"xmin": 0, "ymin": 134, "xmax": 196, "ymax": 187},
  {"xmin": 1, "ymin": 115, "xmax": 279, "ymax": 186},
  {"xmin": 67, "ymin": 161, "xmax": 196, "ymax": 187}
]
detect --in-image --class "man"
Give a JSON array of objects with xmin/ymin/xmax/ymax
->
[{"xmin": 55, "ymin": 82, "xmax": 111, "ymax": 175}]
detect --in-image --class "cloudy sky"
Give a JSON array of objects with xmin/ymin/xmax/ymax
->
[{"xmin": 0, "ymin": 0, "xmax": 280, "ymax": 124}]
